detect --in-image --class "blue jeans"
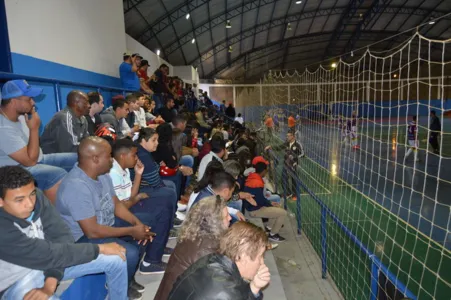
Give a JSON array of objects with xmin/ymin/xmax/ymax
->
[
  {"xmin": 164, "ymin": 172, "xmax": 183, "ymax": 200},
  {"xmin": 152, "ymin": 94, "xmax": 164, "ymax": 111},
  {"xmin": 25, "ymin": 153, "xmax": 77, "ymax": 190},
  {"xmin": 266, "ymin": 193, "xmax": 281, "ymax": 203},
  {"xmin": 228, "ymin": 200, "xmax": 243, "ymax": 225},
  {"xmin": 139, "ymin": 180, "xmax": 178, "ymax": 226},
  {"xmin": 1, "ymin": 255, "xmax": 127, "ymax": 300},
  {"xmin": 179, "ymin": 155, "xmax": 194, "ymax": 187},
  {"xmin": 77, "ymin": 211, "xmax": 168, "ymax": 284}
]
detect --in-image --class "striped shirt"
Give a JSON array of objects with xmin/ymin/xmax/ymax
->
[
  {"xmin": 132, "ymin": 145, "xmax": 162, "ymax": 188},
  {"xmin": 109, "ymin": 159, "xmax": 132, "ymax": 201}
]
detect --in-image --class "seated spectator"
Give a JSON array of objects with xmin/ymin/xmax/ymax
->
[
  {"xmin": 155, "ymin": 196, "xmax": 231, "ymax": 299},
  {"xmin": 154, "ymin": 123, "xmax": 193, "ymax": 199},
  {"xmin": 132, "ymin": 128, "xmax": 181, "ymax": 228},
  {"xmin": 86, "ymin": 91, "xmax": 104, "ymax": 136},
  {"xmin": 137, "ymin": 60, "xmax": 153, "ymax": 94},
  {"xmin": 171, "ymin": 115, "xmax": 197, "ymax": 186},
  {"xmin": 195, "ymin": 107, "xmax": 211, "ymax": 136},
  {"xmin": 121, "ymin": 94, "xmax": 142, "ymax": 138},
  {"xmin": 119, "ymin": 52, "xmax": 141, "ymax": 91},
  {"xmin": 0, "ymin": 80, "xmax": 77, "ymax": 203},
  {"xmin": 222, "ymin": 123, "xmax": 231, "ymax": 140},
  {"xmin": 168, "ymin": 221, "xmax": 270, "ymax": 299},
  {"xmin": 56, "ymin": 137, "xmax": 162, "ymax": 299},
  {"xmin": 244, "ymin": 158, "xmax": 287, "ymax": 243},
  {"xmin": 134, "ymin": 92, "xmax": 149, "ymax": 128},
  {"xmin": 198, "ymin": 136, "xmax": 227, "ymax": 180},
  {"xmin": 223, "ymin": 159, "xmax": 256, "ymax": 216},
  {"xmin": 188, "ymin": 169, "xmax": 245, "ymax": 221},
  {"xmin": 40, "ymin": 90, "xmax": 90, "ymax": 154},
  {"xmin": 0, "ymin": 166, "xmax": 128, "ymax": 300},
  {"xmin": 235, "ymin": 113, "xmax": 244, "ymax": 125},
  {"xmin": 159, "ymin": 98, "xmax": 176, "ymax": 123},
  {"xmin": 100, "ymin": 98, "xmax": 130, "ymax": 139}
]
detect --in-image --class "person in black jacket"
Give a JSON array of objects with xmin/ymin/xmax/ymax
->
[
  {"xmin": 153, "ymin": 123, "xmax": 193, "ymax": 199},
  {"xmin": 429, "ymin": 110, "xmax": 441, "ymax": 154},
  {"xmin": 85, "ymin": 91, "xmax": 104, "ymax": 135},
  {"xmin": 0, "ymin": 166, "xmax": 128, "ymax": 300},
  {"xmin": 168, "ymin": 221, "xmax": 270, "ymax": 300},
  {"xmin": 225, "ymin": 103, "xmax": 236, "ymax": 121},
  {"xmin": 159, "ymin": 98, "xmax": 176, "ymax": 123}
]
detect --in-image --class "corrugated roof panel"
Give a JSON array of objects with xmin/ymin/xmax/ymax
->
[
  {"xmin": 138, "ymin": 1, "xmax": 164, "ymax": 25},
  {"xmin": 211, "ymin": 25, "xmax": 226, "ymax": 45},
  {"xmin": 322, "ymin": 14, "xmax": 341, "ymax": 32},
  {"xmin": 268, "ymin": 25, "xmax": 284, "ymax": 44},
  {"xmin": 167, "ymin": 49, "xmax": 185, "ymax": 65},
  {"xmin": 295, "ymin": 19, "xmax": 313, "ymax": 35},
  {"xmin": 163, "ymin": 0, "xmax": 185, "ymax": 11},
  {"xmin": 272, "ymin": 1, "xmax": 290, "ymax": 19},
  {"xmin": 257, "ymin": 4, "xmax": 273, "ymax": 24},
  {"xmin": 159, "ymin": 26, "xmax": 177, "ymax": 46},
  {"xmin": 191, "ymin": 4, "xmax": 210, "ymax": 27},
  {"xmin": 196, "ymin": 33, "xmax": 213, "ymax": 54},
  {"xmin": 241, "ymin": 36, "xmax": 255, "ymax": 53},
  {"xmin": 397, "ymin": 15, "xmax": 424, "ymax": 32},
  {"xmin": 253, "ymin": 30, "xmax": 269, "ymax": 48},
  {"xmin": 241, "ymin": 9, "xmax": 258, "ymax": 30},
  {"xmin": 308, "ymin": 15, "xmax": 328, "ymax": 34},
  {"xmin": 215, "ymin": 51, "xmax": 227, "ymax": 67},
  {"xmin": 209, "ymin": 0, "xmax": 225, "ymax": 16}
]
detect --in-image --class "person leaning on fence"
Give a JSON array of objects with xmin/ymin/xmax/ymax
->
[{"xmin": 243, "ymin": 158, "xmax": 287, "ymax": 243}]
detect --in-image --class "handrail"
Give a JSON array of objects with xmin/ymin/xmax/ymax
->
[
  {"xmin": 0, "ymin": 71, "xmax": 136, "ymax": 93},
  {"xmin": 264, "ymin": 147, "xmax": 417, "ymax": 300}
]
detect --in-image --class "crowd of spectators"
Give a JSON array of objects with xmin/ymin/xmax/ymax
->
[{"xmin": 0, "ymin": 54, "xmax": 298, "ymax": 299}]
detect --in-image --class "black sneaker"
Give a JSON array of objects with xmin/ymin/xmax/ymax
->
[
  {"xmin": 264, "ymin": 226, "xmax": 271, "ymax": 233},
  {"xmin": 128, "ymin": 288, "xmax": 143, "ymax": 300},
  {"xmin": 173, "ymin": 217, "xmax": 183, "ymax": 228},
  {"xmin": 130, "ymin": 279, "xmax": 145, "ymax": 293},
  {"xmin": 268, "ymin": 233, "xmax": 286, "ymax": 242},
  {"xmin": 169, "ymin": 228, "xmax": 178, "ymax": 240},
  {"xmin": 139, "ymin": 261, "xmax": 167, "ymax": 275}
]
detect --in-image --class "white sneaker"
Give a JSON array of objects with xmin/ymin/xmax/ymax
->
[
  {"xmin": 177, "ymin": 203, "xmax": 187, "ymax": 212},
  {"xmin": 267, "ymin": 243, "xmax": 279, "ymax": 250},
  {"xmin": 176, "ymin": 211, "xmax": 186, "ymax": 221}
]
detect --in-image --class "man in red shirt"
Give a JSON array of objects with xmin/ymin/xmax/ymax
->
[{"xmin": 137, "ymin": 60, "xmax": 153, "ymax": 94}]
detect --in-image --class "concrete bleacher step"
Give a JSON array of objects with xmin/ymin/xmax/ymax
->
[{"xmin": 137, "ymin": 218, "xmax": 288, "ymax": 300}]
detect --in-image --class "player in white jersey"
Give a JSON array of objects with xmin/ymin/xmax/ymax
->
[{"xmin": 405, "ymin": 115, "xmax": 419, "ymax": 162}]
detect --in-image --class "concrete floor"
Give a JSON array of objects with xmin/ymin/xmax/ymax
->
[{"xmin": 136, "ymin": 214, "xmax": 343, "ymax": 300}]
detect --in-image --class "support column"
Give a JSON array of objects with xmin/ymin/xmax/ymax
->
[
  {"xmin": 287, "ymin": 85, "xmax": 291, "ymax": 105},
  {"xmin": 233, "ymin": 85, "xmax": 236, "ymax": 107},
  {"xmin": 259, "ymin": 84, "xmax": 263, "ymax": 106}
]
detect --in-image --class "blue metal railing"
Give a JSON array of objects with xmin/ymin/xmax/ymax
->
[
  {"xmin": 0, "ymin": 71, "xmax": 136, "ymax": 112},
  {"xmin": 265, "ymin": 147, "xmax": 417, "ymax": 300}
]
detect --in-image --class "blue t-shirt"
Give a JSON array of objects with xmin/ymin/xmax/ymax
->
[
  {"xmin": 119, "ymin": 62, "xmax": 140, "ymax": 91},
  {"xmin": 56, "ymin": 164, "xmax": 116, "ymax": 241}
]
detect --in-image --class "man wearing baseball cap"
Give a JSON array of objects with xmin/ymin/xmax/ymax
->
[
  {"xmin": 0, "ymin": 80, "xmax": 78, "ymax": 204},
  {"xmin": 119, "ymin": 52, "xmax": 141, "ymax": 91},
  {"xmin": 137, "ymin": 60, "xmax": 153, "ymax": 94},
  {"xmin": 244, "ymin": 156, "xmax": 287, "ymax": 242}
]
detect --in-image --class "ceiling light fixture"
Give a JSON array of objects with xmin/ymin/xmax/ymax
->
[
  {"xmin": 186, "ymin": 13, "xmax": 190, "ymax": 20},
  {"xmin": 331, "ymin": 62, "xmax": 337, "ymax": 68},
  {"xmin": 287, "ymin": 23, "xmax": 292, "ymax": 31},
  {"xmin": 156, "ymin": 49, "xmax": 160, "ymax": 56},
  {"xmin": 428, "ymin": 17, "xmax": 435, "ymax": 25},
  {"xmin": 295, "ymin": 1, "xmax": 302, "ymax": 4},
  {"xmin": 226, "ymin": 20, "xmax": 232, "ymax": 29},
  {"xmin": 351, "ymin": 51, "xmax": 354, "ymax": 57},
  {"xmin": 228, "ymin": 46, "xmax": 233, "ymax": 53},
  {"xmin": 393, "ymin": 73, "xmax": 398, "ymax": 78},
  {"xmin": 192, "ymin": 38, "xmax": 195, "ymax": 44}
]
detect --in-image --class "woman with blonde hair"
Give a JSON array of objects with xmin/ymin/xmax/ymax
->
[
  {"xmin": 168, "ymin": 221, "xmax": 270, "ymax": 299},
  {"xmin": 154, "ymin": 195, "xmax": 232, "ymax": 300}
]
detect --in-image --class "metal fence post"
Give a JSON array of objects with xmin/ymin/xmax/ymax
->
[
  {"xmin": 370, "ymin": 258, "xmax": 378, "ymax": 300},
  {"xmin": 295, "ymin": 177, "xmax": 302, "ymax": 235},
  {"xmin": 321, "ymin": 206, "xmax": 327, "ymax": 279}
]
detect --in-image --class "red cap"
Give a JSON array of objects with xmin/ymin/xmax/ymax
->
[{"xmin": 252, "ymin": 156, "xmax": 269, "ymax": 166}]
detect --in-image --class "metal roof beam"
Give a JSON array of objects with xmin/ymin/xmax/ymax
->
[
  {"xmin": 135, "ymin": 0, "xmax": 210, "ymax": 44},
  {"xmin": 123, "ymin": 0, "xmax": 147, "ymax": 14},
  {"xmin": 204, "ymin": 30, "xmax": 403, "ymax": 78}
]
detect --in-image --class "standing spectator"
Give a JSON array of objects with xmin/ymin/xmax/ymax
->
[
  {"xmin": 119, "ymin": 52, "xmax": 141, "ymax": 91},
  {"xmin": 137, "ymin": 60, "xmax": 153, "ymax": 94},
  {"xmin": 168, "ymin": 222, "xmax": 270, "ymax": 299},
  {"xmin": 225, "ymin": 103, "xmax": 236, "ymax": 121},
  {"xmin": 0, "ymin": 80, "xmax": 77, "ymax": 204},
  {"xmin": 40, "ymin": 90, "xmax": 90, "ymax": 154},
  {"xmin": 235, "ymin": 113, "xmax": 244, "ymax": 125},
  {"xmin": 155, "ymin": 196, "xmax": 231, "ymax": 300},
  {"xmin": 85, "ymin": 91, "xmax": 104, "ymax": 136},
  {"xmin": 100, "ymin": 98, "xmax": 130, "ymax": 139},
  {"xmin": 220, "ymin": 100, "xmax": 226, "ymax": 115},
  {"xmin": 150, "ymin": 64, "xmax": 170, "ymax": 111},
  {"xmin": 159, "ymin": 98, "xmax": 176, "ymax": 123},
  {"xmin": 429, "ymin": 110, "xmax": 441, "ymax": 154},
  {"xmin": 0, "ymin": 166, "xmax": 128, "ymax": 300}
]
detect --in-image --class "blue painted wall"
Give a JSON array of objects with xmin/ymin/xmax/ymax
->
[{"xmin": 6, "ymin": 53, "xmax": 124, "ymax": 131}]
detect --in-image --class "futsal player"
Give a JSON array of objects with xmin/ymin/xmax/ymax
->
[
  {"xmin": 348, "ymin": 111, "xmax": 359, "ymax": 150},
  {"xmin": 405, "ymin": 115, "xmax": 419, "ymax": 162}
]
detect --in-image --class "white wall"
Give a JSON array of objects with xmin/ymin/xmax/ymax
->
[
  {"xmin": 126, "ymin": 34, "xmax": 173, "ymax": 76},
  {"xmin": 5, "ymin": 0, "xmax": 126, "ymax": 78},
  {"xmin": 173, "ymin": 66, "xmax": 200, "ymax": 86}
]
